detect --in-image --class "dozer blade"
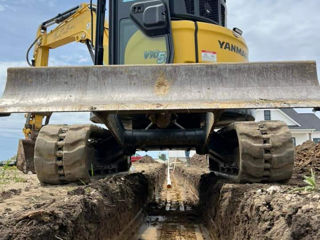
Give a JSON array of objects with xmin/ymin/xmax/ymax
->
[
  {"xmin": 16, "ymin": 139, "xmax": 36, "ymax": 174},
  {"xmin": 0, "ymin": 61, "xmax": 319, "ymax": 113}
]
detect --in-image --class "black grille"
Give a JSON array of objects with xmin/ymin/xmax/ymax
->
[
  {"xmin": 199, "ymin": 0, "xmax": 219, "ymax": 23},
  {"xmin": 221, "ymin": 4, "xmax": 225, "ymax": 26},
  {"xmin": 184, "ymin": 0, "xmax": 195, "ymax": 14}
]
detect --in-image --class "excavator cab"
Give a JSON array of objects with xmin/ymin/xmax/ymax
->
[
  {"xmin": 109, "ymin": 0, "xmax": 172, "ymax": 64},
  {"xmin": 0, "ymin": 0, "xmax": 319, "ymax": 185},
  {"xmin": 109, "ymin": 0, "xmax": 239, "ymax": 65}
]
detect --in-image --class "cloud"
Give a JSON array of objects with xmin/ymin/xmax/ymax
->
[
  {"xmin": 49, "ymin": 113, "xmax": 90, "ymax": 125},
  {"xmin": 0, "ymin": 63, "xmax": 31, "ymax": 159},
  {"xmin": 49, "ymin": 42, "xmax": 92, "ymax": 66},
  {"xmin": 0, "ymin": 2, "xmax": 17, "ymax": 12},
  {"xmin": 228, "ymin": 0, "xmax": 320, "ymax": 76},
  {"xmin": 0, "ymin": 114, "xmax": 25, "ymax": 160},
  {"xmin": 227, "ymin": 0, "xmax": 320, "ymax": 118}
]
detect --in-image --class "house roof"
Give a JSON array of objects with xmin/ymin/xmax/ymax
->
[{"xmin": 281, "ymin": 108, "xmax": 320, "ymax": 131}]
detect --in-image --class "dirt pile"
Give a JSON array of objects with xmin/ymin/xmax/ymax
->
[
  {"xmin": 295, "ymin": 141, "xmax": 320, "ymax": 176},
  {"xmin": 137, "ymin": 155, "xmax": 156, "ymax": 163},
  {"xmin": 209, "ymin": 184, "xmax": 320, "ymax": 240},
  {"xmin": 190, "ymin": 154, "xmax": 208, "ymax": 168},
  {"xmin": 175, "ymin": 164, "xmax": 320, "ymax": 240},
  {"xmin": 0, "ymin": 163, "xmax": 165, "ymax": 240}
]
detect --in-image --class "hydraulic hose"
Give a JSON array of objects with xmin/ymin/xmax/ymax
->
[{"xmin": 26, "ymin": 36, "xmax": 41, "ymax": 67}]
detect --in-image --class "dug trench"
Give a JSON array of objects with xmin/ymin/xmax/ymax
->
[
  {"xmin": 0, "ymin": 161, "xmax": 212, "ymax": 240},
  {"xmin": 1, "ymin": 142, "xmax": 320, "ymax": 240},
  {"xmin": 175, "ymin": 141, "xmax": 320, "ymax": 240},
  {"xmin": 0, "ymin": 162, "xmax": 168, "ymax": 240}
]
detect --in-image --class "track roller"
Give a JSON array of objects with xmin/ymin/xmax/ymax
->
[
  {"xmin": 34, "ymin": 124, "xmax": 130, "ymax": 184},
  {"xmin": 208, "ymin": 121, "xmax": 295, "ymax": 183}
]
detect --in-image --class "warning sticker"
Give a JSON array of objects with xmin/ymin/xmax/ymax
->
[{"xmin": 201, "ymin": 50, "xmax": 217, "ymax": 62}]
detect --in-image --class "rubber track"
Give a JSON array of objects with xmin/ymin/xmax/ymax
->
[
  {"xmin": 34, "ymin": 124, "xmax": 130, "ymax": 185},
  {"xmin": 34, "ymin": 125, "xmax": 93, "ymax": 184},
  {"xmin": 209, "ymin": 121, "xmax": 295, "ymax": 183}
]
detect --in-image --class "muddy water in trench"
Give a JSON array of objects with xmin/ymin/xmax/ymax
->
[{"xmin": 134, "ymin": 170, "xmax": 212, "ymax": 240}]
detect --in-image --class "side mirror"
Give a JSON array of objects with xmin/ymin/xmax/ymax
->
[{"xmin": 130, "ymin": 0, "xmax": 170, "ymax": 37}]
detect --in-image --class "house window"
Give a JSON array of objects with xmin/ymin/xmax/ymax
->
[
  {"xmin": 292, "ymin": 137, "xmax": 296, "ymax": 146},
  {"xmin": 264, "ymin": 110, "xmax": 271, "ymax": 120},
  {"xmin": 314, "ymin": 138, "xmax": 320, "ymax": 144}
]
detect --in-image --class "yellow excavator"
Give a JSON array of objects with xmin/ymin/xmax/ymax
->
[{"xmin": 1, "ymin": 0, "xmax": 319, "ymax": 184}]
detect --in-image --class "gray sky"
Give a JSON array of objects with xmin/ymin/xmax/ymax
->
[
  {"xmin": 0, "ymin": 0, "xmax": 319, "ymax": 160},
  {"xmin": 229, "ymin": 0, "xmax": 320, "ymax": 68}
]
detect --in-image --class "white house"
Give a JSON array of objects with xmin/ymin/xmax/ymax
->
[
  {"xmin": 168, "ymin": 150, "xmax": 196, "ymax": 162},
  {"xmin": 254, "ymin": 109, "xmax": 320, "ymax": 146}
]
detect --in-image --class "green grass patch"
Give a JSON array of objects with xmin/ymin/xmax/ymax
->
[
  {"xmin": 0, "ymin": 160, "xmax": 26, "ymax": 185},
  {"xmin": 292, "ymin": 169, "xmax": 319, "ymax": 193}
]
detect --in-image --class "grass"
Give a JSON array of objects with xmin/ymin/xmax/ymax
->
[
  {"xmin": 90, "ymin": 163, "xmax": 94, "ymax": 177},
  {"xmin": 0, "ymin": 155, "xmax": 16, "ymax": 166},
  {"xmin": 79, "ymin": 179, "xmax": 88, "ymax": 186},
  {"xmin": 302, "ymin": 169, "xmax": 318, "ymax": 192},
  {"xmin": 293, "ymin": 169, "xmax": 319, "ymax": 193},
  {"xmin": 0, "ymin": 158, "xmax": 26, "ymax": 185}
]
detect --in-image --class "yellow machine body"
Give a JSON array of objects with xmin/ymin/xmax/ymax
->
[
  {"xmin": 33, "ymin": 3, "xmax": 109, "ymax": 67},
  {"xmin": 125, "ymin": 20, "xmax": 248, "ymax": 65},
  {"xmin": 33, "ymin": 4, "xmax": 247, "ymax": 67},
  {"xmin": 27, "ymin": 3, "xmax": 248, "ymax": 136}
]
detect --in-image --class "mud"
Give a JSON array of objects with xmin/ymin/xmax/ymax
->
[{"xmin": 0, "ymin": 163, "xmax": 166, "ymax": 240}]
